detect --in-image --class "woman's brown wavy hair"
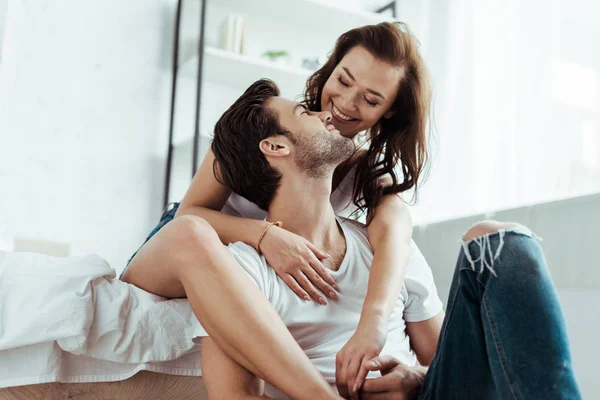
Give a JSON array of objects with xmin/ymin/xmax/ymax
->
[{"xmin": 304, "ymin": 21, "xmax": 431, "ymax": 217}]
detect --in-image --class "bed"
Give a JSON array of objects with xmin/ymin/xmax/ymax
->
[{"xmin": 0, "ymin": 251, "xmax": 210, "ymax": 399}]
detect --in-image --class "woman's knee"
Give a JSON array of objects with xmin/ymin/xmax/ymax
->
[{"xmin": 462, "ymin": 220, "xmax": 531, "ymax": 242}]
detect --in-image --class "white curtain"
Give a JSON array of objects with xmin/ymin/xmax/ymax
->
[{"xmin": 398, "ymin": 0, "xmax": 600, "ymax": 224}]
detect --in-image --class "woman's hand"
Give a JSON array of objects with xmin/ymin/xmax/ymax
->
[
  {"xmin": 336, "ymin": 321, "xmax": 387, "ymax": 399},
  {"xmin": 259, "ymin": 225, "xmax": 339, "ymax": 304}
]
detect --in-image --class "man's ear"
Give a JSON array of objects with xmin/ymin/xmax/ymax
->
[{"xmin": 259, "ymin": 137, "xmax": 290, "ymax": 157}]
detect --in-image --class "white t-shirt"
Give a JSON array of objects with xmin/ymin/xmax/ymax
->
[{"xmin": 199, "ymin": 217, "xmax": 443, "ymax": 399}]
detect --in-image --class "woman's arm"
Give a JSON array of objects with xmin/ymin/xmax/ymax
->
[
  {"xmin": 336, "ymin": 192, "xmax": 413, "ymax": 398},
  {"xmin": 175, "ymin": 149, "xmax": 337, "ymax": 301},
  {"xmin": 362, "ymin": 192, "xmax": 412, "ymax": 328},
  {"xmin": 175, "ymin": 149, "xmax": 267, "ymax": 245}
]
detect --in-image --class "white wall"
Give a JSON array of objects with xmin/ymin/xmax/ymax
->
[
  {"xmin": 412, "ymin": 193, "xmax": 600, "ymax": 399},
  {"xmin": 0, "ymin": 0, "xmax": 175, "ymax": 268},
  {"xmin": 559, "ymin": 289, "xmax": 600, "ymax": 399},
  {"xmin": 0, "ymin": 0, "xmax": 7, "ymax": 62},
  {"xmin": 398, "ymin": 0, "xmax": 600, "ymax": 225},
  {"xmin": 0, "ymin": 0, "xmax": 388, "ymax": 264}
]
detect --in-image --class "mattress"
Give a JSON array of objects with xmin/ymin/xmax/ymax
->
[{"xmin": 0, "ymin": 251, "xmax": 206, "ymax": 389}]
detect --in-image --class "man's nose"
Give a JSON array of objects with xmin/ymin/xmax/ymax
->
[{"xmin": 316, "ymin": 111, "xmax": 332, "ymax": 124}]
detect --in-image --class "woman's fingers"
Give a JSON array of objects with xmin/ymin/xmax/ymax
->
[
  {"xmin": 346, "ymin": 355, "xmax": 363, "ymax": 398},
  {"xmin": 353, "ymin": 358, "xmax": 371, "ymax": 395},
  {"xmin": 306, "ymin": 242, "xmax": 339, "ymax": 291},
  {"xmin": 306, "ymin": 241, "xmax": 330, "ymax": 261},
  {"xmin": 281, "ymin": 274, "xmax": 310, "ymax": 302},
  {"xmin": 304, "ymin": 263, "xmax": 338, "ymax": 300},
  {"xmin": 308, "ymin": 253, "xmax": 339, "ymax": 291},
  {"xmin": 336, "ymin": 354, "xmax": 349, "ymax": 398},
  {"xmin": 294, "ymin": 271, "xmax": 327, "ymax": 305}
]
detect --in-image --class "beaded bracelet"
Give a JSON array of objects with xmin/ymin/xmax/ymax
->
[{"xmin": 255, "ymin": 220, "xmax": 283, "ymax": 254}]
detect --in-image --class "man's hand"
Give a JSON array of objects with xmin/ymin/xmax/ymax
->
[{"xmin": 358, "ymin": 356, "xmax": 427, "ymax": 400}]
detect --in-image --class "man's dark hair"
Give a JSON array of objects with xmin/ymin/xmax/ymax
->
[{"xmin": 212, "ymin": 79, "xmax": 287, "ymax": 210}]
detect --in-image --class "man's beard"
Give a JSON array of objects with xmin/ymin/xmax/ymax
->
[{"xmin": 291, "ymin": 130, "xmax": 356, "ymax": 179}]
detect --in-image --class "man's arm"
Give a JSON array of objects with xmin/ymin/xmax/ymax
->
[
  {"xmin": 405, "ymin": 311, "xmax": 445, "ymax": 366},
  {"xmin": 201, "ymin": 337, "xmax": 270, "ymax": 400}
]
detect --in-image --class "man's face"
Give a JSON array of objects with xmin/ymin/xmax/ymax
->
[{"xmin": 266, "ymin": 97, "xmax": 355, "ymax": 178}]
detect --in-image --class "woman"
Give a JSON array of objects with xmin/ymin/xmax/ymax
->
[{"xmin": 121, "ymin": 21, "xmax": 430, "ymax": 399}]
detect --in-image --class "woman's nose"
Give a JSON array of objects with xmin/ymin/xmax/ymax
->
[{"xmin": 338, "ymin": 94, "xmax": 357, "ymax": 111}]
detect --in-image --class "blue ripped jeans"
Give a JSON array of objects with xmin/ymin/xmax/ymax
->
[{"xmin": 419, "ymin": 229, "xmax": 581, "ymax": 399}]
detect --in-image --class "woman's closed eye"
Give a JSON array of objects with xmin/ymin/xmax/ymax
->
[
  {"xmin": 364, "ymin": 96, "xmax": 378, "ymax": 107},
  {"xmin": 338, "ymin": 76, "xmax": 379, "ymax": 107},
  {"xmin": 337, "ymin": 76, "xmax": 350, "ymax": 87}
]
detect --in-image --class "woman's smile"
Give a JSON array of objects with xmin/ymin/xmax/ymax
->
[{"xmin": 331, "ymin": 101, "xmax": 358, "ymax": 122}]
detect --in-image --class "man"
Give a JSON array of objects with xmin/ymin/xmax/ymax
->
[
  {"xmin": 201, "ymin": 79, "xmax": 445, "ymax": 399},
  {"xmin": 202, "ymin": 79, "xmax": 582, "ymax": 400}
]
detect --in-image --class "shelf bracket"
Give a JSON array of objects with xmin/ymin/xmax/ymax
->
[
  {"xmin": 163, "ymin": 0, "xmax": 208, "ymax": 208},
  {"xmin": 192, "ymin": 0, "xmax": 208, "ymax": 179},
  {"xmin": 163, "ymin": 0, "xmax": 182, "ymax": 208},
  {"xmin": 375, "ymin": 1, "xmax": 397, "ymax": 18}
]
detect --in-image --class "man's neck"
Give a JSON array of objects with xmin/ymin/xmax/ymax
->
[{"xmin": 267, "ymin": 172, "xmax": 341, "ymax": 252}]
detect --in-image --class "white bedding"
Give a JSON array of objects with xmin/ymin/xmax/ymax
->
[{"xmin": 0, "ymin": 251, "xmax": 205, "ymax": 388}]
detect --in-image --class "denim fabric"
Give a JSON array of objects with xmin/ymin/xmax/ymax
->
[
  {"xmin": 419, "ymin": 231, "xmax": 581, "ymax": 400},
  {"xmin": 119, "ymin": 202, "xmax": 180, "ymax": 279}
]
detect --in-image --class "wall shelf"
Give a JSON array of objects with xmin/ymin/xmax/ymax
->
[
  {"xmin": 189, "ymin": 0, "xmax": 387, "ymax": 39},
  {"xmin": 180, "ymin": 46, "xmax": 313, "ymax": 96},
  {"xmin": 166, "ymin": 0, "xmax": 393, "ymax": 202}
]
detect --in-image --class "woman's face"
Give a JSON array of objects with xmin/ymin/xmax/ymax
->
[{"xmin": 320, "ymin": 45, "xmax": 404, "ymax": 138}]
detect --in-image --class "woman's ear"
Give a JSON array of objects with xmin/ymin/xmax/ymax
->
[{"xmin": 259, "ymin": 138, "xmax": 290, "ymax": 157}]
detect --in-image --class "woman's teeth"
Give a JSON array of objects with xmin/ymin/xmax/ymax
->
[{"xmin": 332, "ymin": 104, "xmax": 356, "ymax": 122}]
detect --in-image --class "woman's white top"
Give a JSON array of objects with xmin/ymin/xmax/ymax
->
[{"xmin": 221, "ymin": 166, "xmax": 359, "ymax": 219}]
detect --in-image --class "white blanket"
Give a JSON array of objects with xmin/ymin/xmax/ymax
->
[{"xmin": 0, "ymin": 251, "xmax": 206, "ymax": 388}]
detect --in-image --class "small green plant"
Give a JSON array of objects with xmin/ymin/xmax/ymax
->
[{"xmin": 262, "ymin": 50, "xmax": 289, "ymax": 61}]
